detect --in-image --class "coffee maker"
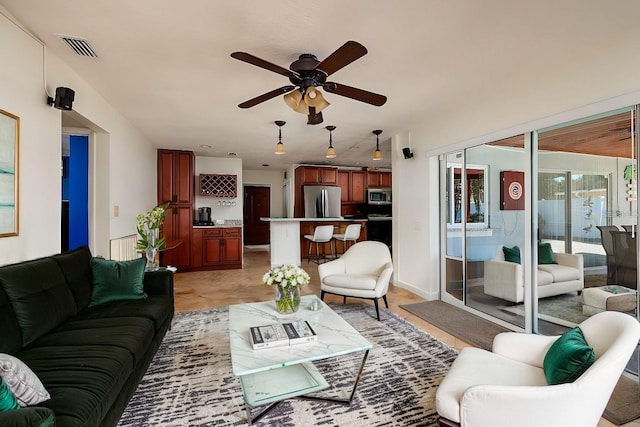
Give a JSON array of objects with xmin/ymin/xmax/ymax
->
[{"xmin": 195, "ymin": 207, "xmax": 212, "ymax": 225}]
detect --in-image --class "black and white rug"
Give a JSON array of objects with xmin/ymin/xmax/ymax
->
[{"xmin": 117, "ymin": 304, "xmax": 458, "ymax": 426}]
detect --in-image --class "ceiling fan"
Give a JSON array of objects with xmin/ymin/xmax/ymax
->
[{"xmin": 230, "ymin": 41, "xmax": 387, "ymax": 124}]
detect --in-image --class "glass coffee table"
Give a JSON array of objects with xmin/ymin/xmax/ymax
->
[{"xmin": 229, "ymin": 295, "xmax": 372, "ymax": 424}]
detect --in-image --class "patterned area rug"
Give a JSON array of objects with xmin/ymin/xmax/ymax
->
[{"xmin": 117, "ymin": 304, "xmax": 458, "ymax": 427}]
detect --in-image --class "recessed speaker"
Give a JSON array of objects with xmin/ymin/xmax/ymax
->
[
  {"xmin": 402, "ymin": 147, "xmax": 414, "ymax": 159},
  {"xmin": 53, "ymin": 87, "xmax": 75, "ymax": 110}
]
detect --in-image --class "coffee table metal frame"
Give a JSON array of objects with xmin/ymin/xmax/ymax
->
[{"xmin": 229, "ymin": 295, "xmax": 372, "ymax": 424}]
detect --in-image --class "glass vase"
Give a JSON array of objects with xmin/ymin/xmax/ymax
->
[
  {"xmin": 275, "ymin": 284, "xmax": 301, "ymax": 314},
  {"xmin": 145, "ymin": 247, "xmax": 158, "ymax": 269}
]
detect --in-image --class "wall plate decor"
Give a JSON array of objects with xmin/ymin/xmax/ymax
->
[
  {"xmin": 0, "ymin": 109, "xmax": 19, "ymax": 237},
  {"xmin": 500, "ymin": 170, "xmax": 524, "ymax": 210}
]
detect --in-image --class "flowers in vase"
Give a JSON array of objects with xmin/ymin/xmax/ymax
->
[
  {"xmin": 263, "ymin": 264, "xmax": 310, "ymax": 313},
  {"xmin": 136, "ymin": 203, "xmax": 169, "ymax": 251}
]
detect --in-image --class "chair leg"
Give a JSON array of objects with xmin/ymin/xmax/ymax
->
[
  {"xmin": 383, "ymin": 295, "xmax": 389, "ymax": 308},
  {"xmin": 343, "ymin": 296, "xmax": 346, "ymax": 304},
  {"xmin": 374, "ymin": 298, "xmax": 380, "ymax": 321},
  {"xmin": 320, "ymin": 291, "xmax": 325, "ymax": 301}
]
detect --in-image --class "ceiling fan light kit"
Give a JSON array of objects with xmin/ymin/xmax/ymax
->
[
  {"xmin": 274, "ymin": 120, "xmax": 286, "ymax": 155},
  {"xmin": 325, "ymin": 125, "xmax": 337, "ymax": 158},
  {"xmin": 231, "ymin": 40, "xmax": 387, "ymax": 125},
  {"xmin": 372, "ymin": 129, "xmax": 383, "ymax": 161}
]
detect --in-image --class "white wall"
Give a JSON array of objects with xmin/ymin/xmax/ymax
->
[
  {"xmin": 194, "ymin": 156, "xmax": 243, "ymax": 221},
  {"xmin": 242, "ymin": 169, "xmax": 285, "ymax": 218},
  {"xmin": 0, "ymin": 11, "xmax": 157, "ymax": 264}
]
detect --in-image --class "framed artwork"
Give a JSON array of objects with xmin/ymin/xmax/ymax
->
[{"xmin": 0, "ymin": 109, "xmax": 19, "ymax": 237}]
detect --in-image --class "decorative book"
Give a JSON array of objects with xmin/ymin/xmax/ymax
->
[{"xmin": 249, "ymin": 321, "xmax": 318, "ymax": 350}]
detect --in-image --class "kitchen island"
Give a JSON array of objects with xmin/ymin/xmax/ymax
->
[{"xmin": 261, "ymin": 217, "xmax": 368, "ymax": 267}]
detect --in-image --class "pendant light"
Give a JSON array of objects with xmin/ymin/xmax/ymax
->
[
  {"xmin": 325, "ymin": 125, "xmax": 336, "ymax": 158},
  {"xmin": 372, "ymin": 129, "xmax": 383, "ymax": 160},
  {"xmin": 274, "ymin": 120, "xmax": 286, "ymax": 154}
]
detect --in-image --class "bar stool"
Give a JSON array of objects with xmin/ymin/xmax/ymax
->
[
  {"xmin": 332, "ymin": 223, "xmax": 362, "ymax": 256},
  {"xmin": 303, "ymin": 225, "xmax": 334, "ymax": 264}
]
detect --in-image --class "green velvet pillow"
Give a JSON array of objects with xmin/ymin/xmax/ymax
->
[
  {"xmin": 543, "ymin": 327, "xmax": 595, "ymax": 385},
  {"xmin": 89, "ymin": 258, "xmax": 147, "ymax": 307},
  {"xmin": 502, "ymin": 246, "xmax": 521, "ymax": 264},
  {"xmin": 538, "ymin": 242, "xmax": 557, "ymax": 264},
  {"xmin": 0, "ymin": 377, "xmax": 19, "ymax": 412}
]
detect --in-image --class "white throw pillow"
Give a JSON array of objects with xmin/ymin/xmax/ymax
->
[{"xmin": 0, "ymin": 354, "xmax": 50, "ymax": 407}]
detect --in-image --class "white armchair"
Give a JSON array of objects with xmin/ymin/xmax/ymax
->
[
  {"xmin": 318, "ymin": 241, "xmax": 393, "ymax": 321},
  {"xmin": 435, "ymin": 311, "xmax": 640, "ymax": 427}
]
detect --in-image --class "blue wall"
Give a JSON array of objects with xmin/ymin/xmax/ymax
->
[{"xmin": 67, "ymin": 135, "xmax": 88, "ymax": 250}]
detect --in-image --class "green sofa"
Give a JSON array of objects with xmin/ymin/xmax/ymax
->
[{"xmin": 0, "ymin": 246, "xmax": 174, "ymax": 427}]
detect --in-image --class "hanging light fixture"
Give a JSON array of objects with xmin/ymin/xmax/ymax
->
[
  {"xmin": 274, "ymin": 120, "xmax": 286, "ymax": 154},
  {"xmin": 372, "ymin": 129, "xmax": 383, "ymax": 160},
  {"xmin": 325, "ymin": 125, "xmax": 336, "ymax": 158},
  {"xmin": 284, "ymin": 87, "xmax": 328, "ymax": 125}
]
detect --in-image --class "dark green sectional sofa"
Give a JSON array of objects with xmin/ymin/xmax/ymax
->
[{"xmin": 0, "ymin": 247, "xmax": 174, "ymax": 427}]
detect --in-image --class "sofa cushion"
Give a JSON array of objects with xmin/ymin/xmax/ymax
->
[
  {"xmin": 0, "ymin": 258, "xmax": 77, "ymax": 347},
  {"xmin": 29, "ymin": 317, "xmax": 154, "ymax": 367},
  {"xmin": 502, "ymin": 246, "xmax": 521, "ymax": 264},
  {"xmin": 0, "ymin": 287, "xmax": 22, "ymax": 355},
  {"xmin": 538, "ymin": 264, "xmax": 580, "ymax": 282},
  {"xmin": 0, "ymin": 377, "xmax": 19, "ymax": 412},
  {"xmin": 537, "ymin": 269, "xmax": 555, "ymax": 286},
  {"xmin": 52, "ymin": 246, "xmax": 93, "ymax": 311},
  {"xmin": 17, "ymin": 345, "xmax": 134, "ymax": 427},
  {"xmin": 0, "ymin": 354, "xmax": 50, "ymax": 407},
  {"xmin": 76, "ymin": 295, "xmax": 173, "ymax": 331},
  {"xmin": 543, "ymin": 327, "xmax": 595, "ymax": 385},
  {"xmin": 538, "ymin": 242, "xmax": 557, "ymax": 264},
  {"xmin": 322, "ymin": 274, "xmax": 377, "ymax": 290},
  {"xmin": 89, "ymin": 258, "xmax": 147, "ymax": 307}
]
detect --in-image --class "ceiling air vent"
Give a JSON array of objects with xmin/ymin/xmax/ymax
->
[{"xmin": 58, "ymin": 35, "xmax": 98, "ymax": 58}]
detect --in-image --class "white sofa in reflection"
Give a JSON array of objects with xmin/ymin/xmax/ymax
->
[{"xmin": 483, "ymin": 245, "xmax": 584, "ymax": 303}]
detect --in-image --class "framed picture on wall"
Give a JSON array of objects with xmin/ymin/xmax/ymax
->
[{"xmin": 0, "ymin": 109, "xmax": 19, "ymax": 237}]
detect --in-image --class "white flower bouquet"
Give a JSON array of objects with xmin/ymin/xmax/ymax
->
[{"xmin": 262, "ymin": 264, "xmax": 310, "ymax": 313}]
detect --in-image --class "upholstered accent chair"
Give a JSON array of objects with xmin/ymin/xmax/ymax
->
[
  {"xmin": 435, "ymin": 311, "xmax": 640, "ymax": 427},
  {"xmin": 318, "ymin": 241, "xmax": 393, "ymax": 321}
]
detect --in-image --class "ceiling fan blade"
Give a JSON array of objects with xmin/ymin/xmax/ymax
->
[
  {"xmin": 231, "ymin": 52, "xmax": 297, "ymax": 78},
  {"xmin": 323, "ymin": 82, "xmax": 387, "ymax": 106},
  {"xmin": 238, "ymin": 86, "xmax": 296, "ymax": 109},
  {"xmin": 315, "ymin": 41, "xmax": 367, "ymax": 77}
]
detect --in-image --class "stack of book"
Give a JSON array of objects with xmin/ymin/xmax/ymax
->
[{"xmin": 249, "ymin": 321, "xmax": 318, "ymax": 350}]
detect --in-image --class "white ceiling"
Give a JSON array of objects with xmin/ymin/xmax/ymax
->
[{"xmin": 2, "ymin": 0, "xmax": 640, "ymax": 170}]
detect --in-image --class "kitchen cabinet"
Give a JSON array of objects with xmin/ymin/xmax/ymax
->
[
  {"xmin": 296, "ymin": 166, "xmax": 337, "ymax": 185},
  {"xmin": 367, "ymin": 171, "xmax": 392, "ymax": 188},
  {"xmin": 157, "ymin": 149, "xmax": 194, "ymax": 270},
  {"xmin": 338, "ymin": 170, "xmax": 366, "ymax": 202},
  {"xmin": 191, "ymin": 227, "xmax": 242, "ymax": 269},
  {"xmin": 158, "ymin": 149, "xmax": 194, "ymax": 205},
  {"xmin": 161, "ymin": 205, "xmax": 192, "ymax": 270}
]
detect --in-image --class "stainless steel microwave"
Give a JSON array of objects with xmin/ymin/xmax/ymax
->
[{"xmin": 367, "ymin": 188, "xmax": 392, "ymax": 205}]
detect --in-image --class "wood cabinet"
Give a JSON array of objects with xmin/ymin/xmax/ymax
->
[
  {"xmin": 158, "ymin": 149, "xmax": 194, "ymax": 205},
  {"xmin": 191, "ymin": 227, "xmax": 242, "ymax": 269},
  {"xmin": 338, "ymin": 170, "xmax": 366, "ymax": 217},
  {"xmin": 367, "ymin": 171, "xmax": 392, "ymax": 188},
  {"xmin": 157, "ymin": 149, "xmax": 194, "ymax": 270}
]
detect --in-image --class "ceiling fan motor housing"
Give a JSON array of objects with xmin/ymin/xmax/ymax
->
[{"xmin": 289, "ymin": 54, "xmax": 327, "ymax": 89}]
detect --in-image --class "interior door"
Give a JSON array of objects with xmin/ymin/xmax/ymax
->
[{"xmin": 243, "ymin": 186, "xmax": 270, "ymax": 245}]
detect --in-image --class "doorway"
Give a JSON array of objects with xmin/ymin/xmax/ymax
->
[
  {"xmin": 243, "ymin": 186, "xmax": 270, "ymax": 245},
  {"xmin": 61, "ymin": 134, "xmax": 89, "ymax": 251}
]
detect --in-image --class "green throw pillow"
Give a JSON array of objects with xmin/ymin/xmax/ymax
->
[
  {"xmin": 89, "ymin": 257, "xmax": 147, "ymax": 307},
  {"xmin": 0, "ymin": 377, "xmax": 19, "ymax": 412},
  {"xmin": 543, "ymin": 327, "xmax": 595, "ymax": 385},
  {"xmin": 502, "ymin": 245, "xmax": 521, "ymax": 264},
  {"xmin": 538, "ymin": 242, "xmax": 557, "ymax": 264}
]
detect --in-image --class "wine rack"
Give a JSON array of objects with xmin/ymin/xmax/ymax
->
[{"xmin": 199, "ymin": 174, "xmax": 237, "ymax": 197}]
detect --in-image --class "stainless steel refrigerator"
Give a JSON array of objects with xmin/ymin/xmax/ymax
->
[{"xmin": 303, "ymin": 185, "xmax": 342, "ymax": 218}]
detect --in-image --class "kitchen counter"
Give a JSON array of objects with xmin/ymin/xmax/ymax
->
[{"xmin": 261, "ymin": 217, "xmax": 367, "ymax": 267}]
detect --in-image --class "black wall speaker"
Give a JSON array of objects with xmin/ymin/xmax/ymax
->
[
  {"xmin": 53, "ymin": 87, "xmax": 75, "ymax": 110},
  {"xmin": 402, "ymin": 147, "xmax": 414, "ymax": 159}
]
